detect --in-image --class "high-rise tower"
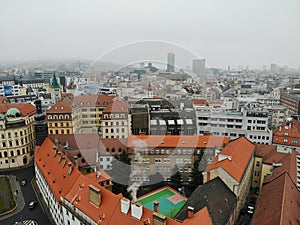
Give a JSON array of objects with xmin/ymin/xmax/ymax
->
[{"xmin": 167, "ymin": 52, "xmax": 175, "ymax": 72}]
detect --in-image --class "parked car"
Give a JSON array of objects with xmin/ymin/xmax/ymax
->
[
  {"xmin": 21, "ymin": 179, "xmax": 27, "ymax": 186},
  {"xmin": 29, "ymin": 201, "xmax": 38, "ymax": 209}
]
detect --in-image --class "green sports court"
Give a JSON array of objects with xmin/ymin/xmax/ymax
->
[{"xmin": 137, "ymin": 186, "xmax": 187, "ymax": 218}]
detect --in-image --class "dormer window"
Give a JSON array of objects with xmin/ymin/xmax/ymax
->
[{"xmin": 48, "ymin": 115, "xmax": 52, "ymax": 120}]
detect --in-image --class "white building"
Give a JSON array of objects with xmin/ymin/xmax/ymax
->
[{"xmin": 196, "ymin": 102, "xmax": 272, "ymax": 144}]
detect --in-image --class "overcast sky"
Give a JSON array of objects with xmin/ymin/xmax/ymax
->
[{"xmin": 1, "ymin": 0, "xmax": 299, "ymax": 69}]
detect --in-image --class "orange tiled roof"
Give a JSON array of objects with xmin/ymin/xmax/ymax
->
[
  {"xmin": 264, "ymin": 150, "xmax": 299, "ymax": 185},
  {"xmin": 128, "ymin": 135, "xmax": 230, "ymax": 149},
  {"xmin": 0, "ymin": 103, "xmax": 36, "ymax": 117},
  {"xmin": 183, "ymin": 207, "xmax": 213, "ymax": 225},
  {"xmin": 192, "ymin": 99, "xmax": 209, "ymax": 105},
  {"xmin": 102, "ymin": 101, "xmax": 128, "ymax": 115},
  {"xmin": 205, "ymin": 137, "xmax": 255, "ymax": 182},
  {"xmin": 73, "ymin": 94, "xmax": 116, "ymax": 107},
  {"xmin": 35, "ymin": 138, "xmax": 81, "ymax": 202},
  {"xmin": 46, "ymin": 97, "xmax": 73, "ymax": 114},
  {"xmin": 252, "ymin": 172, "xmax": 300, "ymax": 225}
]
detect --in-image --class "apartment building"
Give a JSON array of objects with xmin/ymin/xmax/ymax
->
[
  {"xmin": 74, "ymin": 94, "xmax": 116, "ymax": 133},
  {"xmin": 100, "ymin": 101, "xmax": 131, "ymax": 138},
  {"xmin": 273, "ymin": 119, "xmax": 300, "ymax": 150},
  {"xmin": 46, "ymin": 96, "xmax": 76, "ymax": 135},
  {"xmin": 46, "ymin": 94, "xmax": 116, "ymax": 135},
  {"xmin": 196, "ymin": 102, "xmax": 272, "ymax": 144},
  {"xmin": 0, "ymin": 103, "xmax": 36, "ymax": 169},
  {"xmin": 280, "ymin": 92, "xmax": 300, "ymax": 115},
  {"xmin": 128, "ymin": 135, "xmax": 230, "ymax": 183},
  {"xmin": 203, "ymin": 137, "xmax": 255, "ymax": 217}
]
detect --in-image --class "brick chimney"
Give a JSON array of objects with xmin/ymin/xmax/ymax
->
[
  {"xmin": 58, "ymin": 152, "xmax": 62, "ymax": 163},
  {"xmin": 89, "ymin": 185, "xmax": 101, "ymax": 207},
  {"xmin": 53, "ymin": 146, "xmax": 57, "ymax": 157},
  {"xmin": 67, "ymin": 162, "xmax": 73, "ymax": 175},
  {"xmin": 187, "ymin": 206, "xmax": 194, "ymax": 219},
  {"xmin": 154, "ymin": 201, "xmax": 159, "ymax": 213},
  {"xmin": 153, "ymin": 212, "xmax": 166, "ymax": 225}
]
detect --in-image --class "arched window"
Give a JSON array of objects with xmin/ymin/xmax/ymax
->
[
  {"xmin": 17, "ymin": 150, "xmax": 20, "ymax": 155},
  {"xmin": 4, "ymin": 151, "xmax": 7, "ymax": 157},
  {"xmin": 10, "ymin": 151, "xmax": 14, "ymax": 157}
]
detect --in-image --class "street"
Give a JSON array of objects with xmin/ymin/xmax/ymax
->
[{"xmin": 0, "ymin": 166, "xmax": 51, "ymax": 225}]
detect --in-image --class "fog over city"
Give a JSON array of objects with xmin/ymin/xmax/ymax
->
[{"xmin": 1, "ymin": 0, "xmax": 300, "ymax": 68}]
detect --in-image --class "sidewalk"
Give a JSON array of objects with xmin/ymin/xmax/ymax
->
[
  {"xmin": 0, "ymin": 175, "xmax": 25, "ymax": 220},
  {"xmin": 31, "ymin": 178, "xmax": 56, "ymax": 225}
]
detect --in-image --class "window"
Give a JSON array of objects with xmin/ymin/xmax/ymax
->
[
  {"xmin": 256, "ymin": 161, "xmax": 260, "ymax": 167},
  {"xmin": 48, "ymin": 115, "xmax": 52, "ymax": 120},
  {"xmin": 292, "ymin": 140, "xmax": 298, "ymax": 144},
  {"xmin": 283, "ymin": 139, "xmax": 288, "ymax": 143}
]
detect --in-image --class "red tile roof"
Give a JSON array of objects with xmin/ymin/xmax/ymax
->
[
  {"xmin": 252, "ymin": 172, "xmax": 300, "ymax": 225},
  {"xmin": 183, "ymin": 207, "xmax": 213, "ymax": 225},
  {"xmin": 102, "ymin": 101, "xmax": 128, "ymax": 114},
  {"xmin": 192, "ymin": 99, "xmax": 209, "ymax": 105},
  {"xmin": 0, "ymin": 103, "xmax": 36, "ymax": 117},
  {"xmin": 273, "ymin": 119, "xmax": 300, "ymax": 147},
  {"xmin": 35, "ymin": 138, "xmax": 81, "ymax": 202},
  {"xmin": 73, "ymin": 94, "xmax": 116, "ymax": 107},
  {"xmin": 205, "ymin": 137, "xmax": 255, "ymax": 182},
  {"xmin": 128, "ymin": 135, "xmax": 230, "ymax": 149},
  {"xmin": 46, "ymin": 97, "xmax": 73, "ymax": 114}
]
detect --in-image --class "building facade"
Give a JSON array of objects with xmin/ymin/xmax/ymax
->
[
  {"xmin": 196, "ymin": 102, "xmax": 272, "ymax": 144},
  {"xmin": 0, "ymin": 104, "xmax": 36, "ymax": 169}
]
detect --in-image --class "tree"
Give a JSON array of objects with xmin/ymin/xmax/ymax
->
[
  {"xmin": 169, "ymin": 165, "xmax": 183, "ymax": 191},
  {"xmin": 110, "ymin": 150, "xmax": 131, "ymax": 198}
]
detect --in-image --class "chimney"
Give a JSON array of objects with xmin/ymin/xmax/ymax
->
[
  {"xmin": 62, "ymin": 156, "xmax": 66, "ymax": 167},
  {"xmin": 152, "ymin": 212, "xmax": 166, "ymax": 225},
  {"xmin": 74, "ymin": 155, "xmax": 78, "ymax": 168},
  {"xmin": 67, "ymin": 162, "xmax": 73, "ymax": 175},
  {"xmin": 131, "ymin": 202, "xmax": 143, "ymax": 220},
  {"xmin": 58, "ymin": 152, "xmax": 62, "ymax": 162},
  {"xmin": 53, "ymin": 146, "xmax": 57, "ymax": 157},
  {"xmin": 187, "ymin": 206, "xmax": 194, "ymax": 219},
  {"xmin": 121, "ymin": 197, "xmax": 130, "ymax": 214},
  {"xmin": 154, "ymin": 201, "xmax": 159, "ymax": 213},
  {"xmin": 89, "ymin": 185, "xmax": 101, "ymax": 207}
]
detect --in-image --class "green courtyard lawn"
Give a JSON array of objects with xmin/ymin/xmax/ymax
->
[{"xmin": 0, "ymin": 176, "xmax": 16, "ymax": 215}]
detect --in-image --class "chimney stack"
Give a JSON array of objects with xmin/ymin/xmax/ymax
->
[
  {"xmin": 58, "ymin": 152, "xmax": 62, "ymax": 162},
  {"xmin": 74, "ymin": 155, "xmax": 78, "ymax": 168},
  {"xmin": 53, "ymin": 146, "xmax": 57, "ymax": 157},
  {"xmin": 154, "ymin": 201, "xmax": 159, "ymax": 213},
  {"xmin": 67, "ymin": 162, "xmax": 73, "ymax": 175},
  {"xmin": 62, "ymin": 156, "xmax": 66, "ymax": 167},
  {"xmin": 187, "ymin": 206, "xmax": 194, "ymax": 219},
  {"xmin": 89, "ymin": 185, "xmax": 101, "ymax": 207},
  {"xmin": 153, "ymin": 212, "xmax": 166, "ymax": 225}
]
